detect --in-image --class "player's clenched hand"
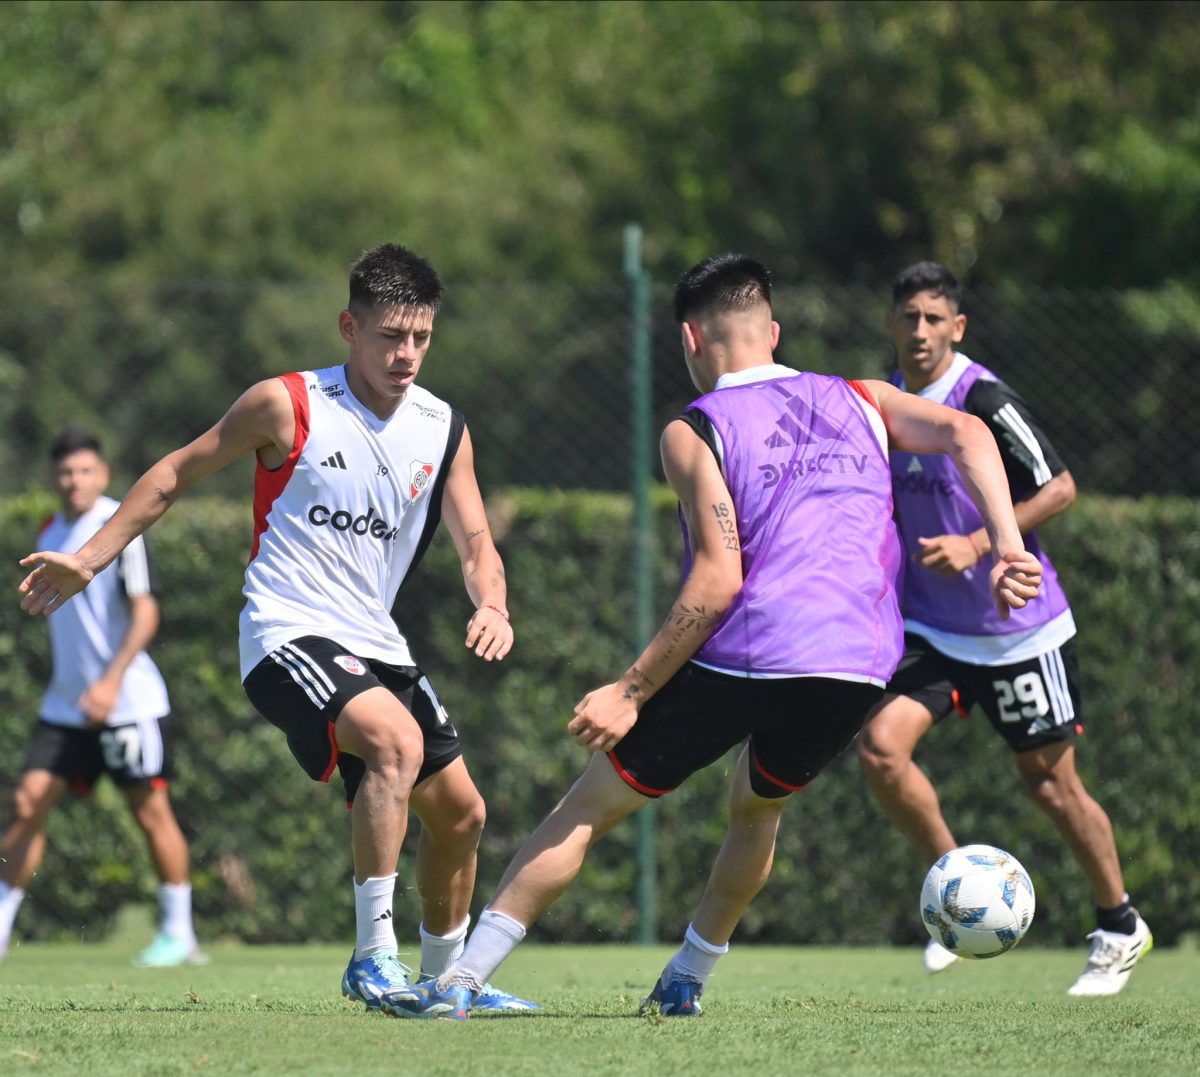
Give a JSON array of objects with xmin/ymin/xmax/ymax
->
[
  {"xmin": 916, "ymin": 534, "xmax": 979, "ymax": 576},
  {"xmin": 79, "ymin": 676, "xmax": 120, "ymax": 725},
  {"xmin": 18, "ymin": 551, "xmax": 94, "ymax": 616},
  {"xmin": 568, "ymin": 681, "xmax": 640, "ymax": 753},
  {"xmin": 465, "ymin": 605, "xmax": 513, "ymax": 661},
  {"xmin": 990, "ymin": 550, "xmax": 1042, "ymax": 619}
]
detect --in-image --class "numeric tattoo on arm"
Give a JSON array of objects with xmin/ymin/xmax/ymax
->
[{"xmin": 710, "ymin": 502, "xmax": 740, "ymax": 551}]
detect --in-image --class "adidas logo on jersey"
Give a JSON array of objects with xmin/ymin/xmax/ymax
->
[
  {"xmin": 321, "ymin": 451, "xmax": 348, "ymax": 470},
  {"xmin": 907, "ymin": 457, "xmax": 923, "ymax": 473}
]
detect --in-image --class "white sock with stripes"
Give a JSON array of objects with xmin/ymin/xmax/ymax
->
[{"xmin": 354, "ymin": 874, "xmax": 398, "ymax": 959}]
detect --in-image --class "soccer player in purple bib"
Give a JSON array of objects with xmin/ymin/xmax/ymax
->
[
  {"xmin": 394, "ymin": 252, "xmax": 1041, "ymax": 1019},
  {"xmin": 857, "ymin": 261, "xmax": 1152, "ymax": 995}
]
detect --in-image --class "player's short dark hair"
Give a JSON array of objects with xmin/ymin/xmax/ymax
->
[
  {"xmin": 348, "ymin": 244, "xmax": 444, "ymax": 319},
  {"xmin": 48, "ymin": 428, "xmax": 103, "ymax": 463},
  {"xmin": 892, "ymin": 261, "xmax": 963, "ymax": 309},
  {"xmin": 673, "ymin": 253, "xmax": 773, "ymax": 323}
]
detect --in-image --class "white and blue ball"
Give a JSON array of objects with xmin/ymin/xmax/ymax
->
[{"xmin": 920, "ymin": 844, "xmax": 1035, "ymax": 959}]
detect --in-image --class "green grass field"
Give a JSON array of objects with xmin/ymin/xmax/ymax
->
[{"xmin": 1, "ymin": 940, "xmax": 1196, "ymax": 1075}]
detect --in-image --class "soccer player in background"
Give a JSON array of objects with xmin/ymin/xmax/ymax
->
[
  {"xmin": 17, "ymin": 245, "xmax": 535, "ymax": 1014},
  {"xmin": 395, "ymin": 252, "xmax": 1042, "ymax": 1019},
  {"xmin": 856, "ymin": 261, "xmax": 1151, "ymax": 995},
  {"xmin": 1, "ymin": 430, "xmax": 200, "ymax": 967}
]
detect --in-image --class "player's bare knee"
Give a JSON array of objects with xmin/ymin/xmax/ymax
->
[
  {"xmin": 11, "ymin": 785, "xmax": 52, "ymax": 827},
  {"xmin": 430, "ymin": 793, "xmax": 486, "ymax": 844},
  {"xmin": 857, "ymin": 729, "xmax": 904, "ymax": 781},
  {"xmin": 360, "ymin": 723, "xmax": 424, "ymax": 777},
  {"xmin": 129, "ymin": 795, "xmax": 175, "ymax": 834},
  {"xmin": 1022, "ymin": 771, "xmax": 1068, "ymax": 818}
]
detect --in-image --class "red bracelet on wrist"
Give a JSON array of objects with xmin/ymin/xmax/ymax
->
[
  {"xmin": 481, "ymin": 603, "xmax": 509, "ymax": 621},
  {"xmin": 967, "ymin": 534, "xmax": 983, "ymax": 562}
]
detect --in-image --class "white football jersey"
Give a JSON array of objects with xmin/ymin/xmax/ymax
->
[
  {"xmin": 238, "ymin": 366, "xmax": 464, "ymax": 679},
  {"xmin": 38, "ymin": 495, "xmax": 170, "ymax": 728}
]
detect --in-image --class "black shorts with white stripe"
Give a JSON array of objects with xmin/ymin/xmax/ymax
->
[
  {"xmin": 242, "ymin": 636, "xmax": 462, "ymax": 805},
  {"xmin": 887, "ymin": 632, "xmax": 1083, "ymax": 753},
  {"xmin": 24, "ymin": 716, "xmax": 173, "ymax": 794}
]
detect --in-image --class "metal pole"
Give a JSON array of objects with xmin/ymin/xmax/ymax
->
[{"xmin": 623, "ymin": 223, "xmax": 657, "ymax": 944}]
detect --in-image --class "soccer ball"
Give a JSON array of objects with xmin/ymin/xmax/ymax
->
[{"xmin": 920, "ymin": 844, "xmax": 1035, "ymax": 959}]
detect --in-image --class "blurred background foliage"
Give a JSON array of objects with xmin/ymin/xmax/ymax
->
[
  {"xmin": 1, "ymin": 490, "xmax": 1196, "ymax": 947},
  {"xmin": 2, "ymin": 1, "xmax": 1199, "ymax": 488}
]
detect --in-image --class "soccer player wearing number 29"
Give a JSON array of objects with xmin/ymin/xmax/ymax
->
[
  {"xmin": 857, "ymin": 262, "xmax": 1152, "ymax": 996},
  {"xmin": 397, "ymin": 253, "xmax": 1042, "ymax": 1020}
]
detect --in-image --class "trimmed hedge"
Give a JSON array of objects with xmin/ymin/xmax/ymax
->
[{"xmin": 1, "ymin": 490, "xmax": 1196, "ymax": 947}]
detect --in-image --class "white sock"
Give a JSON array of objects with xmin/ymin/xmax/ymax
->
[
  {"xmin": 443, "ymin": 907, "xmax": 526, "ymax": 991},
  {"xmin": 0, "ymin": 882, "xmax": 26, "ymax": 944},
  {"xmin": 158, "ymin": 882, "xmax": 195, "ymax": 943},
  {"xmin": 354, "ymin": 874, "xmax": 398, "ymax": 959},
  {"xmin": 419, "ymin": 916, "xmax": 469, "ymax": 978},
  {"xmin": 662, "ymin": 923, "xmax": 728, "ymax": 988}
]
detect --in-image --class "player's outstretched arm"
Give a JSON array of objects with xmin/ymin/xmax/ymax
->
[
  {"xmin": 568, "ymin": 418, "xmax": 744, "ymax": 753},
  {"xmin": 862, "ymin": 380, "xmax": 1042, "ymax": 617},
  {"xmin": 19, "ymin": 379, "xmax": 293, "ymax": 616},
  {"xmin": 441, "ymin": 425, "xmax": 513, "ymax": 663}
]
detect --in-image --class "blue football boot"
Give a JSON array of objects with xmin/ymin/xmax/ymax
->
[
  {"xmin": 341, "ymin": 949, "xmax": 414, "ymax": 1014},
  {"xmin": 387, "ymin": 977, "xmax": 475, "ymax": 1021},
  {"xmin": 639, "ymin": 974, "xmax": 704, "ymax": 1017},
  {"xmin": 471, "ymin": 981, "xmax": 541, "ymax": 1014}
]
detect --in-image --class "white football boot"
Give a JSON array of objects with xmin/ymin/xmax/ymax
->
[
  {"xmin": 923, "ymin": 938, "xmax": 961, "ymax": 973},
  {"xmin": 1067, "ymin": 913, "xmax": 1153, "ymax": 996}
]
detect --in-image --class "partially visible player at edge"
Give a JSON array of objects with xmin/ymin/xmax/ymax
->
[
  {"xmin": 394, "ymin": 252, "xmax": 1042, "ymax": 1019},
  {"xmin": 856, "ymin": 261, "xmax": 1151, "ymax": 996},
  {"xmin": 18, "ymin": 245, "xmax": 536, "ymax": 1015},
  {"xmin": 2, "ymin": 430, "xmax": 199, "ymax": 967}
]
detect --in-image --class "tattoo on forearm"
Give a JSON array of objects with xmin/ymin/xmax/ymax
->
[
  {"xmin": 153, "ymin": 487, "xmax": 173, "ymax": 505},
  {"xmin": 465, "ymin": 528, "xmax": 485, "ymax": 540},
  {"xmin": 710, "ymin": 502, "xmax": 740, "ymax": 550},
  {"xmin": 657, "ymin": 603, "xmax": 727, "ymax": 667},
  {"xmin": 668, "ymin": 603, "xmax": 725, "ymax": 632},
  {"xmin": 630, "ymin": 665, "xmax": 656, "ymax": 688},
  {"xmin": 621, "ymin": 682, "xmax": 643, "ymax": 701}
]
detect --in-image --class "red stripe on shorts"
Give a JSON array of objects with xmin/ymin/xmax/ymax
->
[
  {"xmin": 606, "ymin": 751, "xmax": 672, "ymax": 798},
  {"xmin": 752, "ymin": 753, "xmax": 809, "ymax": 794},
  {"xmin": 320, "ymin": 719, "xmax": 338, "ymax": 783}
]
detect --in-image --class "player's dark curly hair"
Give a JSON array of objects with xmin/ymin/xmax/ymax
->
[
  {"xmin": 48, "ymin": 428, "xmax": 103, "ymax": 463},
  {"xmin": 673, "ymin": 253, "xmax": 772, "ymax": 323},
  {"xmin": 892, "ymin": 261, "xmax": 963, "ymax": 309},
  {"xmin": 348, "ymin": 244, "xmax": 444, "ymax": 319}
]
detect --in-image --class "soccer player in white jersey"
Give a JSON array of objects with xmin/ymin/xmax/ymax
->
[
  {"xmin": 0, "ymin": 430, "xmax": 199, "ymax": 967},
  {"xmin": 857, "ymin": 262, "xmax": 1151, "ymax": 995},
  {"xmin": 18, "ymin": 245, "xmax": 536, "ymax": 1014}
]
